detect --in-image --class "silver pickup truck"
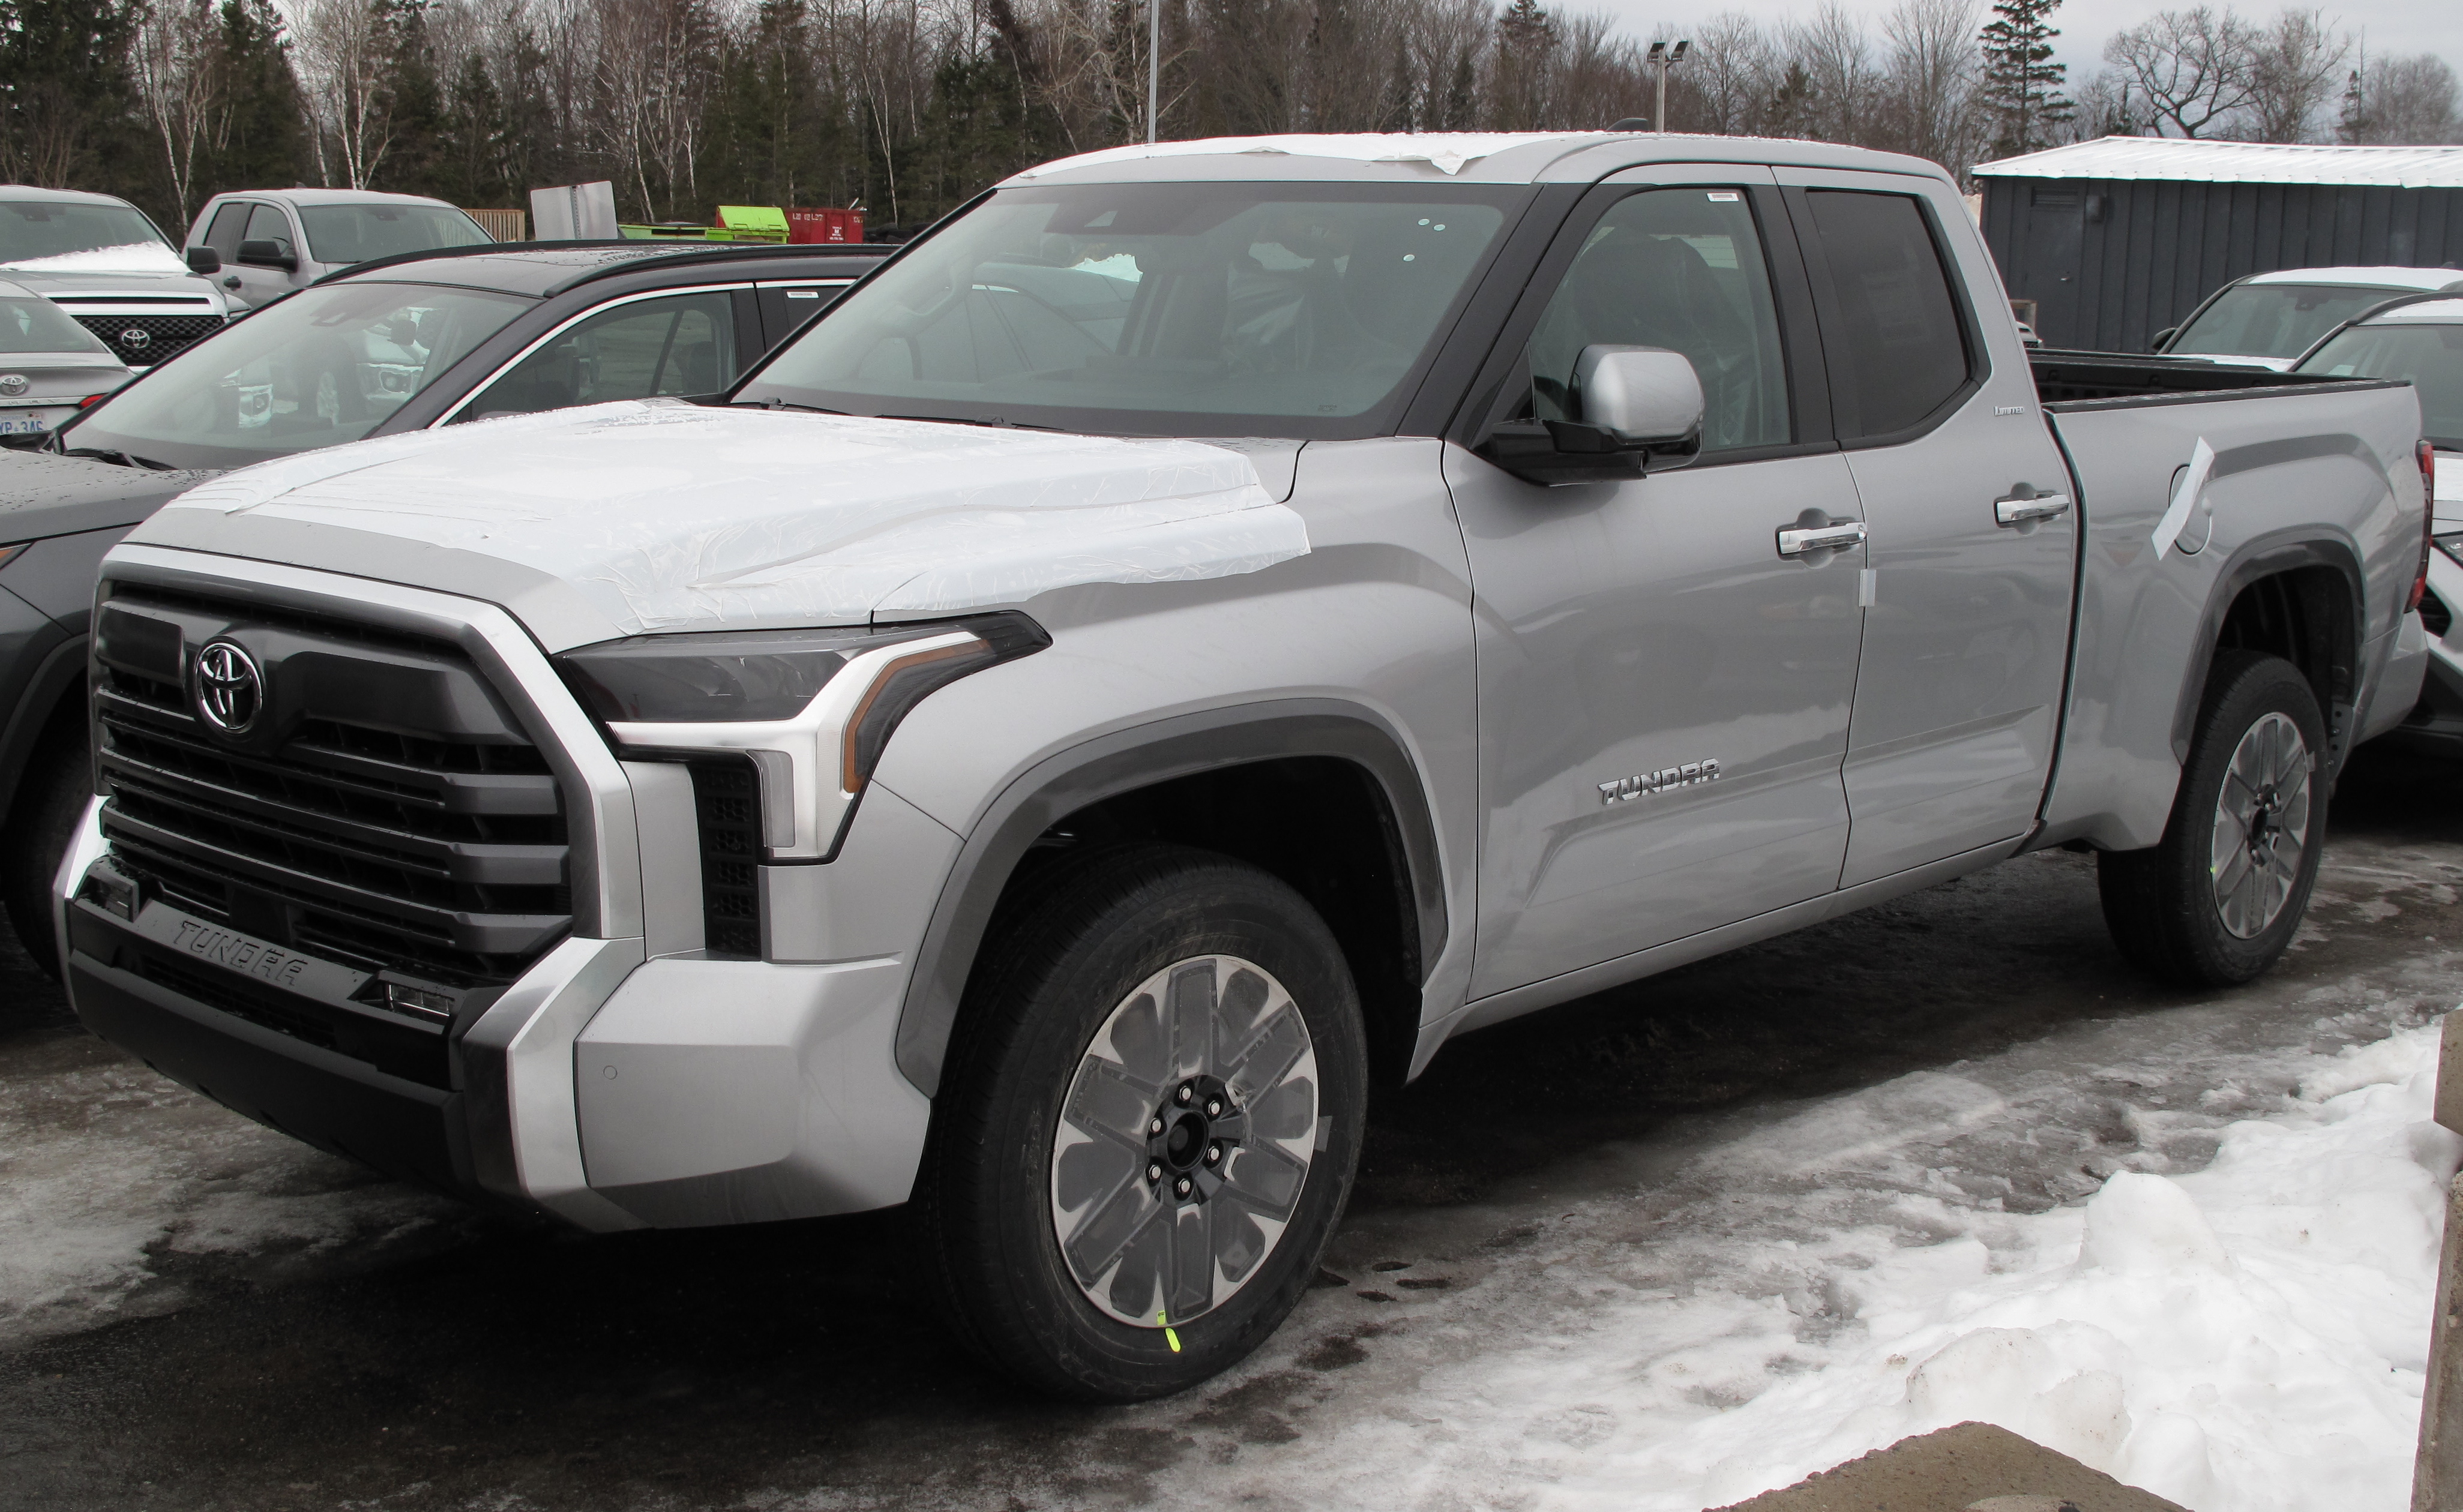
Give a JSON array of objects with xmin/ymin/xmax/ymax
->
[{"xmin": 54, "ymin": 133, "xmax": 2434, "ymax": 1403}]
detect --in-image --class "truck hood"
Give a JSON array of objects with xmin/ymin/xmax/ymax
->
[
  {"xmin": 3, "ymin": 266, "xmax": 224, "ymax": 305},
  {"xmin": 136, "ymin": 401, "xmax": 1310, "ymax": 639}
]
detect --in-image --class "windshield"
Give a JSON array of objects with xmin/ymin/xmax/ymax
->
[
  {"xmin": 0, "ymin": 296, "xmax": 114, "ymax": 356},
  {"xmin": 299, "ymin": 203, "xmax": 493, "ymax": 265},
  {"xmin": 0, "ymin": 200, "xmax": 181, "ymax": 275},
  {"xmin": 739, "ymin": 182, "xmax": 1524, "ymax": 437},
  {"xmin": 2171, "ymin": 283, "xmax": 2416, "ymax": 361},
  {"xmin": 2299, "ymin": 322, "xmax": 2463, "ymax": 451},
  {"xmin": 63, "ymin": 281, "xmax": 529, "ymax": 469}
]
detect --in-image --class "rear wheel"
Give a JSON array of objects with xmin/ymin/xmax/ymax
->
[
  {"xmin": 919, "ymin": 844, "xmax": 1367, "ymax": 1402},
  {"xmin": 2099, "ymin": 650, "xmax": 2327, "ymax": 986},
  {"xmin": 1, "ymin": 727, "xmax": 89, "ymax": 981}
]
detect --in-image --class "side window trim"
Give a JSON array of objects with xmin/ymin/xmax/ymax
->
[
  {"xmin": 1447, "ymin": 169, "xmax": 1836, "ymax": 468},
  {"xmin": 1779, "ymin": 183, "xmax": 1989, "ymax": 451},
  {"xmin": 434, "ymin": 282, "xmax": 751, "ymax": 425}
]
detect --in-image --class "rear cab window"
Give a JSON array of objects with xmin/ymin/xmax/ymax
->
[{"xmin": 1798, "ymin": 188, "xmax": 1976, "ymax": 442}]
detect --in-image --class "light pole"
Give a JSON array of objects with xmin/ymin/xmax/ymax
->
[
  {"xmin": 1147, "ymin": 0, "xmax": 1161, "ymax": 143},
  {"xmin": 1647, "ymin": 40, "xmax": 1690, "ymax": 135}
]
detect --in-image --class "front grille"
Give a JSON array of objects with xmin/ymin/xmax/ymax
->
[
  {"xmin": 687, "ymin": 757, "xmax": 763, "ymax": 957},
  {"xmin": 92, "ymin": 586, "xmax": 573, "ymax": 990},
  {"xmin": 69, "ymin": 312, "xmax": 226, "ymax": 367}
]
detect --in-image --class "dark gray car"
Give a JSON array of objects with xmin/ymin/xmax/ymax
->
[{"xmin": 0, "ymin": 239, "xmax": 882, "ymax": 971}]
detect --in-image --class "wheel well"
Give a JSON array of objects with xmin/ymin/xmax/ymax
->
[
  {"xmin": 2213, "ymin": 566, "xmax": 2356, "ymax": 755},
  {"xmin": 993, "ymin": 757, "xmax": 1424, "ymax": 1087},
  {"xmin": 1, "ymin": 675, "xmax": 88, "ymax": 833}
]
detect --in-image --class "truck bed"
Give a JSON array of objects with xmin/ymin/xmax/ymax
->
[{"xmin": 2028, "ymin": 349, "xmax": 2332, "ymax": 406}]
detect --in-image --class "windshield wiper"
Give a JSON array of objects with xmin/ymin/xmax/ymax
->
[
  {"xmin": 879, "ymin": 412, "xmax": 1061, "ymax": 431},
  {"xmin": 731, "ymin": 397, "xmax": 847, "ymax": 415},
  {"xmin": 62, "ymin": 445, "xmax": 175, "ymax": 471}
]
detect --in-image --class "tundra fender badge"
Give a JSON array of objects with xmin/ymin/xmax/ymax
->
[{"xmin": 1600, "ymin": 759, "xmax": 1721, "ymax": 805}]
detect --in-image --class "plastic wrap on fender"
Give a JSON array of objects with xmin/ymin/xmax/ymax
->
[{"xmin": 140, "ymin": 401, "xmax": 1310, "ymax": 635}]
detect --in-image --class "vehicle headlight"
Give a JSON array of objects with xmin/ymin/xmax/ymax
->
[{"xmin": 558, "ymin": 614, "xmax": 1047, "ymax": 860}]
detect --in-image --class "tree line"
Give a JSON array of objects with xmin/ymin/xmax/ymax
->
[{"xmin": 1, "ymin": 0, "xmax": 2455, "ymax": 244}]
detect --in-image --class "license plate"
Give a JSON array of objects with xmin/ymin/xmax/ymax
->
[{"xmin": 0, "ymin": 410, "xmax": 65, "ymax": 435}]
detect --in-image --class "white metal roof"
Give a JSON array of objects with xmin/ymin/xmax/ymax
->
[
  {"xmin": 1974, "ymin": 136, "xmax": 2463, "ymax": 188},
  {"xmin": 2244, "ymin": 266, "xmax": 2463, "ymax": 290}
]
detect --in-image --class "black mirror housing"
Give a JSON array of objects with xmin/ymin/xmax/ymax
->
[
  {"xmin": 238, "ymin": 239, "xmax": 298, "ymax": 272},
  {"xmin": 2150, "ymin": 327, "xmax": 2177, "ymax": 352},
  {"xmin": 185, "ymin": 245, "xmax": 221, "ymax": 274}
]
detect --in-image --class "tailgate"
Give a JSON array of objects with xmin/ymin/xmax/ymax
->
[{"xmin": 2037, "ymin": 379, "xmax": 2422, "ymax": 850}]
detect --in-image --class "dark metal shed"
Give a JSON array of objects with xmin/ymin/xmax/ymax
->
[{"xmin": 1973, "ymin": 137, "xmax": 2463, "ymax": 352}]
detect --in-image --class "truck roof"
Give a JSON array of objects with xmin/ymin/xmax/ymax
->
[
  {"xmin": 2244, "ymin": 265, "xmax": 2463, "ymax": 291},
  {"xmin": 1003, "ymin": 131, "xmax": 1952, "ymax": 187},
  {"xmin": 0, "ymin": 185, "xmax": 145, "ymax": 208},
  {"xmin": 206, "ymin": 187, "xmax": 463, "ymax": 208},
  {"xmin": 316, "ymin": 239, "xmax": 885, "ymax": 299}
]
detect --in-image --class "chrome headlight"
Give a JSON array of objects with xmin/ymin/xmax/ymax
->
[{"xmin": 558, "ymin": 613, "xmax": 1047, "ymax": 860}]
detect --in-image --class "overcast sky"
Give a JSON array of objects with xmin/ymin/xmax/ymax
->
[{"xmin": 1593, "ymin": 0, "xmax": 2461, "ymax": 94}]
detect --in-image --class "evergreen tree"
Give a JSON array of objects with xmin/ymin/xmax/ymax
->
[
  {"xmin": 1979, "ymin": 0, "xmax": 2073, "ymax": 157},
  {"xmin": 371, "ymin": 0, "xmax": 444, "ymax": 193},
  {"xmin": 211, "ymin": 0, "xmax": 308, "ymax": 193},
  {"xmin": 0, "ymin": 0, "xmax": 140, "ymax": 188}
]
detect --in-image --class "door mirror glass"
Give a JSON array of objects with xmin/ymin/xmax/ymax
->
[
  {"xmin": 1577, "ymin": 346, "xmax": 1703, "ymax": 448},
  {"xmin": 185, "ymin": 245, "xmax": 221, "ymax": 275}
]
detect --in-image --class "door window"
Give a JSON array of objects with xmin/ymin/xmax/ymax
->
[
  {"xmin": 1518, "ymin": 188, "xmax": 1791, "ymax": 453},
  {"xmin": 242, "ymin": 203, "xmax": 295, "ymax": 259},
  {"xmin": 461, "ymin": 291, "xmax": 741, "ymax": 421},
  {"xmin": 1802, "ymin": 190, "xmax": 1971, "ymax": 439},
  {"xmin": 203, "ymin": 202, "xmax": 250, "ymax": 260}
]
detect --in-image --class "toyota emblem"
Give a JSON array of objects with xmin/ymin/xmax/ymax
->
[
  {"xmin": 194, "ymin": 641, "xmax": 263, "ymax": 734},
  {"xmin": 0, "ymin": 374, "xmax": 25, "ymax": 396},
  {"xmin": 119, "ymin": 327, "xmax": 153, "ymax": 352}
]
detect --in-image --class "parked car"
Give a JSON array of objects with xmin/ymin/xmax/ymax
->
[
  {"xmin": 2153, "ymin": 265, "xmax": 2463, "ymax": 369},
  {"xmin": 1, "ymin": 186, "xmax": 233, "ymax": 368},
  {"xmin": 0, "ymin": 275, "xmax": 133, "ymax": 446},
  {"xmin": 50, "ymin": 133, "xmax": 2431, "ymax": 1405},
  {"xmin": 2295, "ymin": 293, "xmax": 2463, "ymax": 751},
  {"xmin": 0, "ymin": 238, "xmax": 881, "ymax": 972},
  {"xmin": 185, "ymin": 189, "xmax": 495, "ymax": 310}
]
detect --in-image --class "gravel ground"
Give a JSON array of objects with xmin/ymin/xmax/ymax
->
[{"xmin": 4, "ymin": 742, "xmax": 2461, "ymax": 1511}]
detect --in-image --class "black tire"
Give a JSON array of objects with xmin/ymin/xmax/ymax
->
[
  {"xmin": 1, "ymin": 727, "xmax": 90, "ymax": 981},
  {"xmin": 918, "ymin": 842, "xmax": 1368, "ymax": 1402},
  {"xmin": 2099, "ymin": 650, "xmax": 2327, "ymax": 987}
]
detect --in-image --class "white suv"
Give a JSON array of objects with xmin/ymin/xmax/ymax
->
[
  {"xmin": 2156, "ymin": 265, "xmax": 2463, "ymax": 369},
  {"xmin": 184, "ymin": 189, "xmax": 494, "ymax": 310}
]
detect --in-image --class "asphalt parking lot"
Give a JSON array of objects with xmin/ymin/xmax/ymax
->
[{"xmin": 6, "ymin": 741, "xmax": 2462, "ymax": 1511}]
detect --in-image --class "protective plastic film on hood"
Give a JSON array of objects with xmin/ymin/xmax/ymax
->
[{"xmin": 151, "ymin": 401, "xmax": 1309, "ymax": 634}]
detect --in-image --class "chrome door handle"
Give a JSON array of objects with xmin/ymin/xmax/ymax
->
[
  {"xmin": 1995, "ymin": 492, "xmax": 2072, "ymax": 526},
  {"xmin": 1776, "ymin": 520, "xmax": 1867, "ymax": 556}
]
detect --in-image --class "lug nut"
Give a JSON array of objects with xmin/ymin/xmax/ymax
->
[
  {"xmin": 1174, "ymin": 1177, "xmax": 1192, "ymax": 1198},
  {"xmin": 1149, "ymin": 1117, "xmax": 1165, "ymax": 1136},
  {"xmin": 1205, "ymin": 1098, "xmax": 1222, "ymax": 1117},
  {"xmin": 1205, "ymin": 1143, "xmax": 1222, "ymax": 1165},
  {"xmin": 1176, "ymin": 1084, "xmax": 1194, "ymax": 1105},
  {"xmin": 1147, "ymin": 1163, "xmax": 1162, "ymax": 1183}
]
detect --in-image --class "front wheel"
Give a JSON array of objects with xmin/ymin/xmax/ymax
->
[
  {"xmin": 2099, "ymin": 650, "xmax": 2328, "ymax": 986},
  {"xmin": 919, "ymin": 844, "xmax": 1367, "ymax": 1402}
]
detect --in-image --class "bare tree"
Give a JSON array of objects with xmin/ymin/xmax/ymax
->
[
  {"xmin": 1881, "ymin": 0, "xmax": 1981, "ymax": 167},
  {"xmin": 292, "ymin": 0, "xmax": 398, "ymax": 186},
  {"xmin": 2341, "ymin": 51, "xmax": 2461, "ymax": 145},
  {"xmin": 130, "ymin": 0, "xmax": 227, "ymax": 221},
  {"xmin": 2102, "ymin": 7, "xmax": 2258, "ymax": 139},
  {"xmin": 2066, "ymin": 65, "xmax": 2143, "ymax": 137},
  {"xmin": 2242, "ymin": 8, "xmax": 2346, "ymax": 142}
]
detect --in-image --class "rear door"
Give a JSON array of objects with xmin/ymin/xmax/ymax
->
[
  {"xmin": 1449, "ymin": 166, "xmax": 1869, "ymax": 998},
  {"xmin": 1774, "ymin": 168, "xmax": 2076, "ymax": 886}
]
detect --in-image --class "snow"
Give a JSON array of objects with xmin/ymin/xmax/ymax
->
[
  {"xmin": 0, "ymin": 241, "xmax": 189, "ymax": 275},
  {"xmin": 1125, "ymin": 1004, "xmax": 2458, "ymax": 1512}
]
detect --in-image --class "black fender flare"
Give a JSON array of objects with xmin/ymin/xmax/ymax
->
[
  {"xmin": 891, "ymin": 698, "xmax": 1449, "ymax": 1097},
  {"xmin": 2167, "ymin": 529, "xmax": 2366, "ymax": 775}
]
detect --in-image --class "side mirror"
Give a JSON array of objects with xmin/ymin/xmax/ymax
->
[
  {"xmin": 1479, "ymin": 345, "xmax": 1705, "ymax": 485},
  {"xmin": 2150, "ymin": 327, "xmax": 2177, "ymax": 352},
  {"xmin": 185, "ymin": 245, "xmax": 221, "ymax": 275},
  {"xmin": 238, "ymin": 239, "xmax": 298, "ymax": 272}
]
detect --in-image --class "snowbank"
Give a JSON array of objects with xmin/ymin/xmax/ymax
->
[{"xmin": 1148, "ymin": 1011, "xmax": 2459, "ymax": 1512}]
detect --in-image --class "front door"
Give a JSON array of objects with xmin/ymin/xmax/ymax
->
[
  {"xmin": 1451, "ymin": 170, "xmax": 1868, "ymax": 1000},
  {"xmin": 1775, "ymin": 169, "xmax": 2077, "ymax": 887},
  {"xmin": 229, "ymin": 202, "xmax": 301, "ymax": 310}
]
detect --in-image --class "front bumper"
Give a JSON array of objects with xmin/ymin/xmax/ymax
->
[{"xmin": 58, "ymin": 548, "xmax": 946, "ymax": 1233}]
